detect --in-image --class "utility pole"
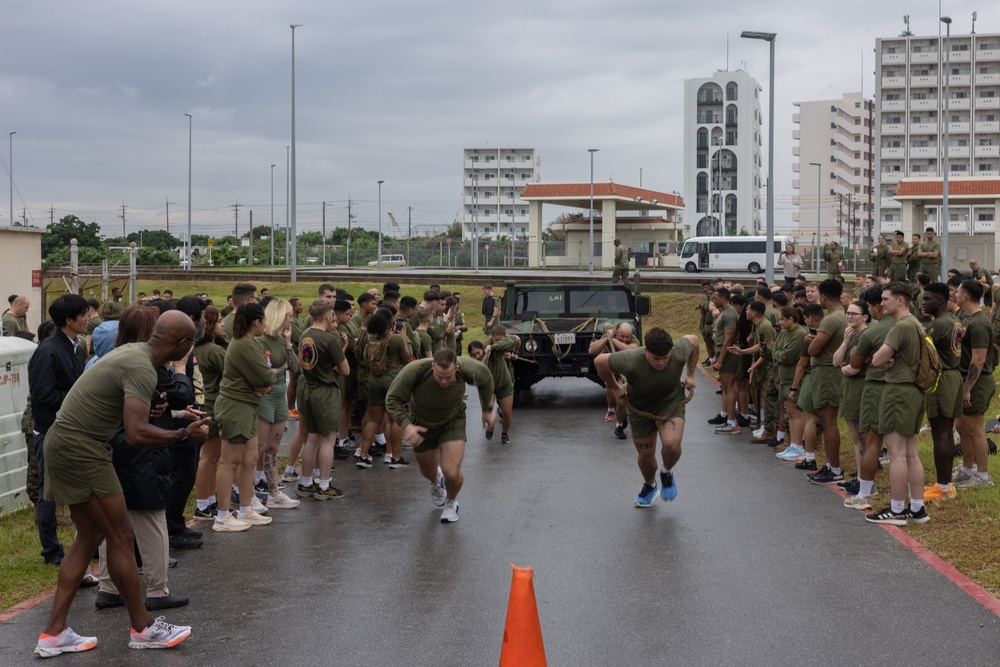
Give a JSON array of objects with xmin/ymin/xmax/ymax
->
[
  {"xmin": 231, "ymin": 201, "xmax": 242, "ymax": 242},
  {"xmin": 347, "ymin": 197, "xmax": 352, "ymax": 267},
  {"xmin": 248, "ymin": 210, "xmax": 253, "ymax": 267},
  {"xmin": 120, "ymin": 202, "xmax": 127, "ymax": 238},
  {"xmin": 49, "ymin": 206, "xmax": 55, "ymax": 226},
  {"xmin": 322, "ymin": 201, "xmax": 327, "ymax": 266},
  {"xmin": 407, "ymin": 206, "xmax": 411, "ymax": 265},
  {"xmin": 165, "ymin": 198, "xmax": 170, "ymax": 235}
]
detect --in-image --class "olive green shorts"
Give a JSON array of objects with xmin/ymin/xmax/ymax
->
[
  {"xmin": 627, "ymin": 395, "xmax": 687, "ymax": 440},
  {"xmin": 203, "ymin": 403, "xmax": 219, "ymax": 438},
  {"xmin": 214, "ymin": 396, "xmax": 260, "ymax": 442},
  {"xmin": 878, "ymin": 383, "xmax": 925, "ymax": 435},
  {"xmin": 298, "ymin": 382, "xmax": 343, "ymax": 435},
  {"xmin": 495, "ymin": 382, "xmax": 514, "ymax": 401},
  {"xmin": 963, "ymin": 372, "xmax": 996, "ymax": 416},
  {"xmin": 887, "ymin": 263, "xmax": 907, "ymax": 281},
  {"xmin": 797, "ymin": 366, "xmax": 841, "ymax": 414},
  {"xmin": 718, "ymin": 353, "xmax": 740, "ymax": 376},
  {"xmin": 736, "ymin": 355, "xmax": 751, "ymax": 380},
  {"xmin": 43, "ymin": 430, "xmax": 122, "ymax": 505},
  {"xmin": 925, "ymin": 369, "xmax": 962, "ymax": 420},
  {"xmin": 356, "ymin": 370, "xmax": 369, "ymax": 405},
  {"xmin": 779, "ymin": 382, "xmax": 796, "ymax": 402},
  {"xmin": 859, "ymin": 381, "xmax": 885, "ymax": 433},
  {"xmin": 412, "ymin": 402, "xmax": 467, "ymax": 453},
  {"xmin": 367, "ymin": 371, "xmax": 397, "ymax": 407},
  {"xmin": 257, "ymin": 382, "xmax": 289, "ymax": 424},
  {"xmin": 839, "ymin": 375, "xmax": 864, "ymax": 421}
]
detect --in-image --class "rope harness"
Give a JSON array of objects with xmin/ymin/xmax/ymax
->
[
  {"xmin": 529, "ymin": 317, "xmax": 597, "ymax": 360},
  {"xmin": 624, "ymin": 386, "xmax": 695, "ymax": 423}
]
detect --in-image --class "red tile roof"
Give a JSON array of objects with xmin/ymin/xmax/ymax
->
[
  {"xmin": 895, "ymin": 179, "xmax": 1000, "ymax": 197},
  {"xmin": 520, "ymin": 182, "xmax": 684, "ymax": 208}
]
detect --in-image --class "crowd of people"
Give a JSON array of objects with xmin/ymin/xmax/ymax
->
[{"xmin": 14, "ymin": 280, "xmax": 519, "ymax": 657}]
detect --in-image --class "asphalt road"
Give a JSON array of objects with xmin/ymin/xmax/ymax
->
[{"xmin": 2, "ymin": 377, "xmax": 999, "ymax": 665}]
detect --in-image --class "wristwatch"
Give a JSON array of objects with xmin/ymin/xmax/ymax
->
[{"xmin": 177, "ymin": 429, "xmax": 191, "ymax": 446}]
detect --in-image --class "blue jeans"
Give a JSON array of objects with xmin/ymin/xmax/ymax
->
[{"xmin": 33, "ymin": 432, "xmax": 65, "ymax": 564}]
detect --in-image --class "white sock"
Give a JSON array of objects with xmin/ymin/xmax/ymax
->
[
  {"xmin": 300, "ymin": 476, "xmax": 313, "ymax": 487},
  {"xmin": 831, "ymin": 467, "xmax": 841, "ymax": 475},
  {"xmin": 339, "ymin": 438, "xmax": 349, "ymax": 447},
  {"xmin": 937, "ymin": 482, "xmax": 949, "ymax": 491},
  {"xmin": 891, "ymin": 499, "xmax": 905, "ymax": 514},
  {"xmin": 375, "ymin": 433, "xmax": 387, "ymax": 445},
  {"xmin": 776, "ymin": 430, "xmax": 785, "ymax": 440},
  {"xmin": 727, "ymin": 420, "xmax": 737, "ymax": 427},
  {"xmin": 196, "ymin": 498, "xmax": 210, "ymax": 511},
  {"xmin": 284, "ymin": 465, "xmax": 295, "ymax": 474},
  {"xmin": 208, "ymin": 494, "xmax": 217, "ymax": 505},
  {"xmin": 859, "ymin": 479, "xmax": 875, "ymax": 497},
  {"xmin": 318, "ymin": 479, "xmax": 330, "ymax": 491},
  {"xmin": 616, "ymin": 422, "xmax": 623, "ymax": 428},
  {"xmin": 720, "ymin": 412, "xmax": 728, "ymax": 419},
  {"xmin": 254, "ymin": 470, "xmax": 265, "ymax": 483},
  {"xmin": 232, "ymin": 484, "xmax": 239, "ymax": 494},
  {"xmin": 976, "ymin": 471, "xmax": 991, "ymax": 480},
  {"xmin": 805, "ymin": 452, "xmax": 815, "ymax": 462},
  {"xmin": 910, "ymin": 498, "xmax": 925, "ymax": 512},
  {"xmin": 660, "ymin": 463, "xmax": 670, "ymax": 474},
  {"xmin": 239, "ymin": 505, "xmax": 252, "ymax": 515}
]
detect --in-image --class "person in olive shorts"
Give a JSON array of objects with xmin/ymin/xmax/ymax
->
[
  {"xmin": 295, "ymin": 299, "xmax": 350, "ymax": 499},
  {"xmin": 833, "ymin": 299, "xmax": 869, "ymax": 492},
  {"xmin": 385, "ymin": 349, "xmax": 495, "ymax": 524},
  {"xmin": 212, "ymin": 303, "xmax": 274, "ymax": 532},
  {"xmin": 356, "ymin": 307, "xmax": 411, "ymax": 468},
  {"xmin": 468, "ymin": 325, "xmax": 522, "ymax": 444},
  {"xmin": 193, "ymin": 307, "xmax": 226, "ymax": 521},
  {"xmin": 868, "ymin": 281, "xmax": 930, "ymax": 525},
  {"xmin": 922, "ymin": 283, "xmax": 963, "ymax": 502},
  {"xmin": 887, "ymin": 230, "xmax": 909, "ymax": 281},
  {"xmin": 595, "ymin": 328, "xmax": 698, "ymax": 508},
  {"xmin": 794, "ymin": 279, "xmax": 847, "ymax": 485},
  {"xmin": 708, "ymin": 288, "xmax": 740, "ymax": 433},
  {"xmin": 954, "ymin": 279, "xmax": 996, "ymax": 488}
]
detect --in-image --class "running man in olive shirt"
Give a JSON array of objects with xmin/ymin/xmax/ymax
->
[
  {"xmin": 385, "ymin": 348, "xmax": 495, "ymax": 523},
  {"xmin": 595, "ymin": 328, "xmax": 698, "ymax": 508},
  {"xmin": 954, "ymin": 279, "xmax": 996, "ymax": 488},
  {"xmin": 468, "ymin": 325, "xmax": 522, "ymax": 444},
  {"xmin": 34, "ymin": 311, "xmax": 207, "ymax": 657}
]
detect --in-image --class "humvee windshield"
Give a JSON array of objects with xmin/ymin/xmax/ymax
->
[{"xmin": 516, "ymin": 287, "xmax": 631, "ymax": 318}]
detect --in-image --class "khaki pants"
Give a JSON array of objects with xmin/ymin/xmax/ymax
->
[{"xmin": 98, "ymin": 508, "xmax": 169, "ymax": 598}]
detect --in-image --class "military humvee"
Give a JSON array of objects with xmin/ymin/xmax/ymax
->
[{"xmin": 498, "ymin": 281, "xmax": 650, "ymax": 402}]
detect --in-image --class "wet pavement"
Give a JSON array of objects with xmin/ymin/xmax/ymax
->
[{"xmin": 2, "ymin": 377, "xmax": 1000, "ymax": 665}]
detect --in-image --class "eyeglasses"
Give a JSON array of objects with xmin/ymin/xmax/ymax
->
[
  {"xmin": 846, "ymin": 311, "xmax": 863, "ymax": 317},
  {"xmin": 176, "ymin": 337, "xmax": 198, "ymax": 346}
]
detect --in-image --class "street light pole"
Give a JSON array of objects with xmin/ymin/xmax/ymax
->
[
  {"xmin": 289, "ymin": 24, "xmax": 302, "ymax": 282},
  {"xmin": 183, "ymin": 115, "xmax": 191, "ymax": 270},
  {"xmin": 941, "ymin": 16, "xmax": 952, "ymax": 281},
  {"xmin": 810, "ymin": 162, "xmax": 822, "ymax": 274},
  {"xmin": 741, "ymin": 30, "xmax": 777, "ymax": 284},
  {"xmin": 472, "ymin": 171, "xmax": 479, "ymax": 271},
  {"xmin": 377, "ymin": 180, "xmax": 384, "ymax": 267},
  {"xmin": 270, "ymin": 164, "xmax": 276, "ymax": 265},
  {"xmin": 588, "ymin": 148, "xmax": 599, "ymax": 274},
  {"xmin": 285, "ymin": 146, "xmax": 289, "ymax": 265},
  {"xmin": 8, "ymin": 131, "xmax": 14, "ymax": 227}
]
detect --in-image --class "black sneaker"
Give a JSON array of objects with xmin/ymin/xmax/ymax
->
[
  {"xmin": 906, "ymin": 506, "xmax": 931, "ymax": 524},
  {"xmin": 838, "ymin": 479, "xmax": 861, "ymax": 495},
  {"xmin": 622, "ymin": 415, "xmax": 628, "ymax": 429},
  {"xmin": 766, "ymin": 438, "xmax": 785, "ymax": 447},
  {"xmin": 807, "ymin": 465, "xmax": 844, "ymax": 485},
  {"xmin": 182, "ymin": 527, "xmax": 203, "ymax": 539},
  {"xmin": 707, "ymin": 414, "xmax": 727, "ymax": 425},
  {"xmin": 501, "ymin": 433, "xmax": 510, "ymax": 444},
  {"xmin": 794, "ymin": 459, "xmax": 817, "ymax": 471},
  {"xmin": 95, "ymin": 591, "xmax": 124, "ymax": 609},
  {"xmin": 701, "ymin": 359, "xmax": 712, "ymax": 367},
  {"xmin": 168, "ymin": 534, "xmax": 202, "ymax": 550},
  {"xmin": 485, "ymin": 427, "xmax": 494, "ymax": 440},
  {"xmin": 230, "ymin": 488, "xmax": 240, "ymax": 506},
  {"xmin": 334, "ymin": 447, "xmax": 350, "ymax": 460},
  {"xmin": 613, "ymin": 425, "xmax": 627, "ymax": 440},
  {"xmin": 865, "ymin": 506, "xmax": 908, "ymax": 526},
  {"xmin": 356, "ymin": 455, "xmax": 374, "ymax": 469},
  {"xmin": 388, "ymin": 457, "xmax": 410, "ymax": 469},
  {"xmin": 371, "ymin": 443, "xmax": 387, "ymax": 456},
  {"xmin": 193, "ymin": 505, "xmax": 217, "ymax": 521},
  {"xmin": 736, "ymin": 413, "xmax": 751, "ymax": 428}
]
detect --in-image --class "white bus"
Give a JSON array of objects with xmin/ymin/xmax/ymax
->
[{"xmin": 678, "ymin": 235, "xmax": 796, "ymax": 274}]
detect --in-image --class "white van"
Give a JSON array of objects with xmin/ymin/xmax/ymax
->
[
  {"xmin": 368, "ymin": 254, "xmax": 407, "ymax": 267},
  {"xmin": 678, "ymin": 235, "xmax": 795, "ymax": 274}
]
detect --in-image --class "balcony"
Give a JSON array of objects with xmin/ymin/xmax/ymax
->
[
  {"xmin": 949, "ymin": 121, "xmax": 971, "ymax": 133},
  {"xmin": 792, "ymin": 179, "xmax": 800, "ymax": 190},
  {"xmin": 949, "ymin": 74, "xmax": 972, "ymax": 86},
  {"xmin": 910, "ymin": 51, "xmax": 939, "ymax": 63},
  {"xmin": 792, "ymin": 146, "xmax": 800, "ymax": 156},
  {"xmin": 881, "ymin": 172, "xmax": 902, "ymax": 184},
  {"xmin": 909, "ymin": 98, "xmax": 937, "ymax": 110},
  {"xmin": 973, "ymin": 217, "xmax": 996, "ymax": 233},
  {"xmin": 976, "ymin": 96, "xmax": 1000, "ymax": 109},
  {"xmin": 910, "ymin": 146, "xmax": 938, "ymax": 157},
  {"xmin": 975, "ymin": 144, "xmax": 1000, "ymax": 157},
  {"xmin": 792, "ymin": 130, "xmax": 800, "ymax": 140},
  {"xmin": 976, "ymin": 169, "xmax": 1000, "ymax": 177},
  {"xmin": 976, "ymin": 73, "xmax": 1000, "ymax": 86},
  {"xmin": 947, "ymin": 50, "xmax": 971, "ymax": 63},
  {"xmin": 946, "ymin": 97, "xmax": 970, "ymax": 110},
  {"xmin": 882, "ymin": 99, "xmax": 905, "ymax": 111},
  {"xmin": 911, "ymin": 75, "xmax": 939, "ymax": 87},
  {"xmin": 980, "ymin": 49, "xmax": 998, "ymax": 60},
  {"xmin": 881, "ymin": 147, "xmax": 904, "ymax": 158},
  {"xmin": 975, "ymin": 121, "xmax": 1000, "ymax": 132},
  {"xmin": 945, "ymin": 146, "xmax": 970, "ymax": 158},
  {"xmin": 881, "ymin": 77, "xmax": 905, "ymax": 87},
  {"xmin": 910, "ymin": 122, "xmax": 938, "ymax": 134},
  {"xmin": 881, "ymin": 123, "xmax": 905, "ymax": 135},
  {"xmin": 792, "ymin": 162, "xmax": 800, "ymax": 172},
  {"xmin": 881, "ymin": 52, "xmax": 905, "ymax": 64},
  {"xmin": 792, "ymin": 113, "xmax": 800, "ymax": 123}
]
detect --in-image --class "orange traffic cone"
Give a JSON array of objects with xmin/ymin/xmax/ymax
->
[{"xmin": 499, "ymin": 565, "xmax": 547, "ymax": 667}]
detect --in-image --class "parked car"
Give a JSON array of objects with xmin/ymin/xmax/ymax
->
[{"xmin": 368, "ymin": 254, "xmax": 407, "ymax": 267}]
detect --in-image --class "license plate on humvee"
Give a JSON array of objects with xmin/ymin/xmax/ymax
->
[{"xmin": 554, "ymin": 333, "xmax": 575, "ymax": 345}]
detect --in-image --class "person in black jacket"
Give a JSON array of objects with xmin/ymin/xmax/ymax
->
[{"xmin": 28, "ymin": 295, "xmax": 89, "ymax": 566}]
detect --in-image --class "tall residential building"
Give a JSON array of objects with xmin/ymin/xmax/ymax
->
[
  {"xmin": 461, "ymin": 148, "xmax": 540, "ymax": 240},
  {"xmin": 682, "ymin": 69, "xmax": 762, "ymax": 237},
  {"xmin": 791, "ymin": 92, "xmax": 874, "ymax": 248},
  {"xmin": 875, "ymin": 29, "xmax": 1000, "ymax": 234}
]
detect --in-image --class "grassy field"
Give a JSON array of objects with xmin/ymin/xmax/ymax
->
[{"xmin": 4, "ymin": 278, "xmax": 1000, "ymax": 610}]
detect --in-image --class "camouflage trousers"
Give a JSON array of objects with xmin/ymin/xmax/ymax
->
[{"xmin": 762, "ymin": 364, "xmax": 781, "ymax": 434}]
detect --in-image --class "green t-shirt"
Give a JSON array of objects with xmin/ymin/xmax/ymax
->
[
  {"xmin": 85, "ymin": 315, "xmax": 103, "ymax": 336},
  {"xmin": 101, "ymin": 299, "xmax": 124, "ymax": 319},
  {"xmin": 300, "ymin": 327, "xmax": 348, "ymax": 388},
  {"xmin": 882, "ymin": 314, "xmax": 923, "ymax": 384},
  {"xmin": 219, "ymin": 312, "xmax": 236, "ymax": 348},
  {"xmin": 428, "ymin": 316, "xmax": 447, "ymax": 352},
  {"xmin": 220, "ymin": 305, "xmax": 234, "ymax": 317},
  {"xmin": 752, "ymin": 319, "xmax": 776, "ymax": 365},
  {"xmin": 700, "ymin": 297, "xmax": 714, "ymax": 331},
  {"xmin": 972, "ymin": 266, "xmax": 994, "ymax": 288},
  {"xmin": 771, "ymin": 325, "xmax": 806, "ymax": 386},
  {"xmin": 219, "ymin": 335, "xmax": 274, "ymax": 406},
  {"xmin": 713, "ymin": 305, "xmax": 738, "ymax": 348},
  {"xmin": 195, "ymin": 341, "xmax": 226, "ymax": 411},
  {"xmin": 889, "ymin": 241, "xmax": 908, "ymax": 265},
  {"xmin": 959, "ymin": 309, "xmax": 995, "ymax": 376},
  {"xmin": 46, "ymin": 343, "xmax": 158, "ymax": 460},
  {"xmin": 926, "ymin": 312, "xmax": 962, "ymax": 373},
  {"xmin": 416, "ymin": 329, "xmax": 434, "ymax": 358},
  {"xmin": 2, "ymin": 312, "xmax": 22, "ymax": 337},
  {"xmin": 919, "ymin": 240, "xmax": 941, "ymax": 274},
  {"xmin": 870, "ymin": 244, "xmax": 888, "ymax": 267},
  {"xmin": 853, "ymin": 316, "xmax": 893, "ymax": 382},
  {"xmin": 907, "ymin": 243, "xmax": 921, "ymax": 268},
  {"xmin": 386, "ymin": 357, "xmax": 494, "ymax": 430},
  {"xmin": 811, "ymin": 309, "xmax": 847, "ymax": 367},
  {"xmin": 607, "ymin": 338, "xmax": 693, "ymax": 413},
  {"xmin": 258, "ymin": 333, "xmax": 290, "ymax": 384},
  {"xmin": 291, "ymin": 314, "xmax": 309, "ymax": 350},
  {"xmin": 486, "ymin": 335, "xmax": 518, "ymax": 392}
]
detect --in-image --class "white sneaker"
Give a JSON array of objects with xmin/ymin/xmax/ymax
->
[
  {"xmin": 237, "ymin": 508, "xmax": 272, "ymax": 525},
  {"xmin": 843, "ymin": 494, "xmax": 873, "ymax": 510},
  {"xmin": 128, "ymin": 616, "xmax": 191, "ymax": 650},
  {"xmin": 34, "ymin": 627, "xmax": 98, "ymax": 657},
  {"xmin": 440, "ymin": 499, "xmax": 459, "ymax": 523},
  {"xmin": 919, "ymin": 424, "xmax": 931, "ymax": 433},
  {"xmin": 212, "ymin": 512, "xmax": 250, "ymax": 532},
  {"xmin": 267, "ymin": 491, "xmax": 301, "ymax": 509},
  {"xmin": 250, "ymin": 496, "xmax": 269, "ymax": 514},
  {"xmin": 953, "ymin": 464, "xmax": 977, "ymax": 483},
  {"xmin": 353, "ymin": 447, "xmax": 362, "ymax": 460},
  {"xmin": 776, "ymin": 444, "xmax": 804, "ymax": 461},
  {"xmin": 281, "ymin": 469, "xmax": 299, "ymax": 483},
  {"xmin": 752, "ymin": 427, "xmax": 765, "ymax": 438},
  {"xmin": 431, "ymin": 468, "xmax": 447, "ymax": 508},
  {"xmin": 956, "ymin": 474, "xmax": 995, "ymax": 488}
]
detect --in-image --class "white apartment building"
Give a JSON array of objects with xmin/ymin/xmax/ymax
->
[
  {"xmin": 875, "ymin": 29, "xmax": 1000, "ymax": 235},
  {"xmin": 682, "ymin": 69, "xmax": 763, "ymax": 237},
  {"xmin": 791, "ymin": 93, "xmax": 874, "ymax": 247},
  {"xmin": 461, "ymin": 148, "xmax": 540, "ymax": 241}
]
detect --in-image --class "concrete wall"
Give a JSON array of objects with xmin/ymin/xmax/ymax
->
[{"xmin": 0, "ymin": 228, "xmax": 45, "ymax": 331}]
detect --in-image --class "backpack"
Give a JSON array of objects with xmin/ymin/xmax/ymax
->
[
  {"xmin": 904, "ymin": 320, "xmax": 941, "ymax": 393},
  {"xmin": 365, "ymin": 335, "xmax": 392, "ymax": 377}
]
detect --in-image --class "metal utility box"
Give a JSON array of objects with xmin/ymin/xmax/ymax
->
[{"xmin": 0, "ymin": 337, "xmax": 35, "ymax": 515}]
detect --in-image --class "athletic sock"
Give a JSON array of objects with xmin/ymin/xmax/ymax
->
[
  {"xmin": 254, "ymin": 471, "xmax": 265, "ymax": 483},
  {"xmin": 318, "ymin": 479, "xmax": 330, "ymax": 491},
  {"xmin": 830, "ymin": 467, "xmax": 842, "ymax": 475},
  {"xmin": 208, "ymin": 494, "xmax": 217, "ymax": 505},
  {"xmin": 284, "ymin": 465, "xmax": 295, "ymax": 474},
  {"xmin": 859, "ymin": 479, "xmax": 875, "ymax": 497},
  {"xmin": 719, "ymin": 412, "xmax": 728, "ymax": 419},
  {"xmin": 300, "ymin": 476, "xmax": 313, "ymax": 487},
  {"xmin": 615, "ymin": 422, "xmax": 623, "ymax": 428},
  {"xmin": 890, "ymin": 499, "xmax": 905, "ymax": 514},
  {"xmin": 239, "ymin": 505, "xmax": 252, "ymax": 515},
  {"xmin": 727, "ymin": 420, "xmax": 737, "ymax": 428},
  {"xmin": 937, "ymin": 482, "xmax": 950, "ymax": 491},
  {"xmin": 805, "ymin": 452, "xmax": 816, "ymax": 462},
  {"xmin": 312, "ymin": 468, "xmax": 320, "ymax": 478},
  {"xmin": 196, "ymin": 498, "xmax": 210, "ymax": 511},
  {"xmin": 976, "ymin": 471, "xmax": 992, "ymax": 481},
  {"xmin": 660, "ymin": 463, "xmax": 670, "ymax": 474},
  {"xmin": 910, "ymin": 498, "xmax": 925, "ymax": 512},
  {"xmin": 776, "ymin": 430, "xmax": 785, "ymax": 440},
  {"xmin": 338, "ymin": 438, "xmax": 349, "ymax": 447},
  {"xmin": 375, "ymin": 434, "xmax": 386, "ymax": 445}
]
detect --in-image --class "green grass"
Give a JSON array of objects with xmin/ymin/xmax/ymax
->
[{"xmin": 0, "ymin": 509, "xmax": 77, "ymax": 610}]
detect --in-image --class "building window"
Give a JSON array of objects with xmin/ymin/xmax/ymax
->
[
  {"xmin": 830, "ymin": 139, "xmax": 837, "ymax": 146},
  {"xmin": 978, "ymin": 212, "xmax": 995, "ymax": 221},
  {"xmin": 951, "ymin": 164, "xmax": 968, "ymax": 172},
  {"xmin": 504, "ymin": 173, "xmax": 513, "ymax": 180},
  {"xmin": 484, "ymin": 173, "xmax": 495, "ymax": 180},
  {"xmin": 830, "ymin": 155, "xmax": 836, "ymax": 163},
  {"xmin": 830, "ymin": 172, "xmax": 836, "ymax": 179},
  {"xmin": 952, "ymin": 43, "xmax": 969, "ymax": 51},
  {"xmin": 978, "ymin": 163, "xmax": 995, "ymax": 171},
  {"xmin": 521, "ymin": 173, "xmax": 530, "ymax": 179},
  {"xmin": 980, "ymin": 138, "xmax": 996, "ymax": 146},
  {"xmin": 952, "ymin": 91, "xmax": 969, "ymax": 98},
  {"xmin": 470, "ymin": 155, "xmax": 479, "ymax": 162},
  {"xmin": 505, "ymin": 155, "xmax": 514, "ymax": 162},
  {"xmin": 886, "ymin": 93, "xmax": 901, "ymax": 101},
  {"xmin": 726, "ymin": 82, "xmax": 738, "ymax": 101},
  {"xmin": 519, "ymin": 209, "xmax": 528, "ymax": 216},
  {"xmin": 885, "ymin": 115, "xmax": 902, "ymax": 124},
  {"xmin": 830, "ymin": 122, "xmax": 836, "ymax": 129},
  {"xmin": 485, "ymin": 155, "xmax": 495, "ymax": 161},
  {"xmin": 951, "ymin": 67, "xmax": 970, "ymax": 75},
  {"xmin": 979, "ymin": 90, "xmax": 997, "ymax": 98}
]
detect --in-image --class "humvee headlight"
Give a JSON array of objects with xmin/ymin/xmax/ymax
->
[{"xmin": 523, "ymin": 338, "xmax": 538, "ymax": 353}]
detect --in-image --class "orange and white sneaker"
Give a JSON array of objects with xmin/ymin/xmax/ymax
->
[
  {"xmin": 923, "ymin": 483, "xmax": 957, "ymax": 502},
  {"xmin": 288, "ymin": 409, "xmax": 300, "ymax": 421},
  {"xmin": 34, "ymin": 628, "xmax": 97, "ymax": 657},
  {"xmin": 604, "ymin": 411, "xmax": 614, "ymax": 422},
  {"xmin": 128, "ymin": 616, "xmax": 191, "ymax": 650}
]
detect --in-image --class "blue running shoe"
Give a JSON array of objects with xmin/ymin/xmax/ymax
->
[
  {"xmin": 634, "ymin": 483, "xmax": 657, "ymax": 508},
  {"xmin": 659, "ymin": 471, "xmax": 677, "ymax": 501}
]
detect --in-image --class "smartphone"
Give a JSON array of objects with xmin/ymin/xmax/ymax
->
[
  {"xmin": 808, "ymin": 327, "xmax": 817, "ymax": 335},
  {"xmin": 395, "ymin": 320, "xmax": 405, "ymax": 333}
]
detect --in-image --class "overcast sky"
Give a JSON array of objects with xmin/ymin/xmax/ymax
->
[{"xmin": 1, "ymin": 0, "xmax": 994, "ymax": 240}]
